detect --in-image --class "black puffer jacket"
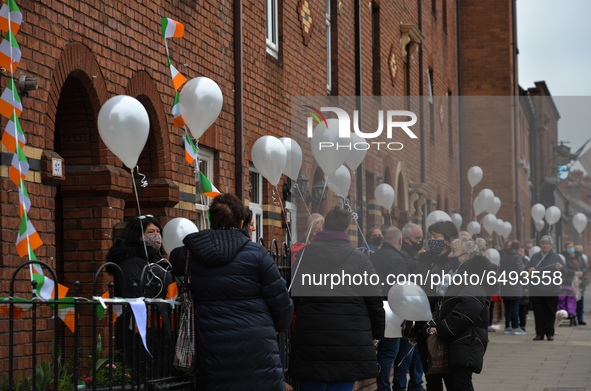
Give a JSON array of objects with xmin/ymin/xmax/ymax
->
[
  {"xmin": 499, "ymin": 248, "xmax": 523, "ymax": 298},
  {"xmin": 370, "ymin": 242, "xmax": 408, "ymax": 297},
  {"xmin": 170, "ymin": 228, "xmax": 294, "ymax": 391},
  {"xmin": 289, "ymin": 237, "xmax": 385, "ymax": 382},
  {"xmin": 433, "ymin": 255, "xmax": 496, "ymax": 373}
]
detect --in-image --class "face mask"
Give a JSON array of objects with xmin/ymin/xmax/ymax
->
[
  {"xmin": 428, "ymin": 239, "xmax": 447, "ymax": 255},
  {"xmin": 371, "ymin": 236, "xmax": 383, "ymax": 247},
  {"xmin": 567, "ymin": 247, "xmax": 575, "ymax": 255},
  {"xmin": 144, "ymin": 233, "xmax": 162, "ymax": 251},
  {"xmin": 411, "ymin": 241, "xmax": 423, "ymax": 252},
  {"xmin": 448, "ymin": 256, "xmax": 460, "ymax": 271}
]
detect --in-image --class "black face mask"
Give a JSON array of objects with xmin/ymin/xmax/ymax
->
[
  {"xmin": 371, "ymin": 236, "xmax": 383, "ymax": 247},
  {"xmin": 410, "ymin": 240, "xmax": 423, "ymax": 252}
]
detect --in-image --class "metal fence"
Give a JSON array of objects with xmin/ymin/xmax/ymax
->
[{"xmin": 1, "ymin": 240, "xmax": 294, "ymax": 391}]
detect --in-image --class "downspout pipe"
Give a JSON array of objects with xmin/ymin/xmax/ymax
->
[
  {"xmin": 456, "ymin": 1, "xmax": 463, "ymax": 218},
  {"xmin": 419, "ymin": 0, "xmax": 425, "ymax": 226},
  {"xmin": 355, "ymin": 0, "xmax": 364, "ymax": 242},
  {"xmin": 511, "ymin": 0, "xmax": 521, "ymax": 239},
  {"xmin": 234, "ymin": 0, "xmax": 245, "ymax": 201}
]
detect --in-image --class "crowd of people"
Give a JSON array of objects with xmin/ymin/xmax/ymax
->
[{"xmin": 104, "ymin": 193, "xmax": 589, "ymax": 391}]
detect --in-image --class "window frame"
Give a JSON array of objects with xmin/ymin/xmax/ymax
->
[
  {"xmin": 266, "ymin": 0, "xmax": 279, "ymax": 58},
  {"xmin": 249, "ymin": 166, "xmax": 264, "ymax": 242},
  {"xmin": 195, "ymin": 147, "xmax": 215, "ymax": 230}
]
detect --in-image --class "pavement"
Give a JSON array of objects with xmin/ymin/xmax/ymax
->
[{"xmin": 474, "ymin": 297, "xmax": 591, "ymax": 391}]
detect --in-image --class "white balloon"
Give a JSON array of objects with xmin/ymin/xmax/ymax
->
[
  {"xmin": 162, "ymin": 217, "xmax": 199, "ymax": 255},
  {"xmin": 279, "ymin": 137, "xmax": 303, "ymax": 180},
  {"xmin": 251, "ymin": 136, "xmax": 287, "ymax": 186},
  {"xmin": 478, "ymin": 189, "xmax": 494, "ymax": 210},
  {"xmin": 467, "ymin": 166, "xmax": 483, "ymax": 188},
  {"xmin": 545, "ymin": 206, "xmax": 561, "ymax": 225},
  {"xmin": 473, "ymin": 196, "xmax": 485, "ymax": 217},
  {"xmin": 482, "ymin": 213, "xmax": 497, "ymax": 235},
  {"xmin": 485, "ymin": 248, "xmax": 500, "ymax": 266},
  {"xmin": 531, "ymin": 203, "xmax": 546, "ymax": 224},
  {"xmin": 383, "ymin": 301, "xmax": 404, "ymax": 338},
  {"xmin": 558, "ymin": 254, "xmax": 566, "ymax": 263},
  {"xmin": 97, "ymin": 95, "xmax": 150, "ymax": 169},
  {"xmin": 467, "ymin": 221, "xmax": 481, "ymax": 236},
  {"xmin": 327, "ymin": 165, "xmax": 351, "ymax": 197},
  {"xmin": 426, "ymin": 210, "xmax": 452, "ymax": 231},
  {"xmin": 387, "ymin": 283, "xmax": 432, "ymax": 321},
  {"xmin": 528, "ymin": 246, "xmax": 541, "ymax": 258},
  {"xmin": 451, "ymin": 213, "xmax": 463, "ymax": 230},
  {"xmin": 179, "ymin": 77, "xmax": 223, "ymax": 140},
  {"xmin": 573, "ymin": 213, "xmax": 588, "ymax": 234},
  {"xmin": 503, "ymin": 222, "xmax": 512, "ymax": 238},
  {"xmin": 495, "ymin": 219, "xmax": 505, "ymax": 237},
  {"xmin": 344, "ymin": 132, "xmax": 368, "ymax": 170},
  {"xmin": 487, "ymin": 197, "xmax": 501, "ymax": 215},
  {"xmin": 311, "ymin": 118, "xmax": 351, "ymax": 176},
  {"xmin": 375, "ymin": 183, "xmax": 395, "ymax": 210},
  {"xmin": 535, "ymin": 220, "xmax": 545, "ymax": 232}
]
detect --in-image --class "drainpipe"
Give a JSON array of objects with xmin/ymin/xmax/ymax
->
[
  {"xmin": 456, "ymin": 1, "xmax": 463, "ymax": 217},
  {"xmin": 511, "ymin": 0, "xmax": 521, "ymax": 239},
  {"xmin": 234, "ymin": 0, "xmax": 244, "ymax": 201},
  {"xmin": 418, "ymin": 0, "xmax": 425, "ymax": 228},
  {"xmin": 355, "ymin": 0, "xmax": 364, "ymax": 241}
]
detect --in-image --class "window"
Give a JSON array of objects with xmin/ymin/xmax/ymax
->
[
  {"xmin": 266, "ymin": 0, "xmax": 279, "ymax": 57},
  {"xmin": 195, "ymin": 147, "xmax": 215, "ymax": 230},
  {"xmin": 443, "ymin": 0, "xmax": 447, "ymax": 33},
  {"xmin": 371, "ymin": 2, "xmax": 380, "ymax": 95},
  {"xmin": 326, "ymin": 0, "xmax": 332, "ymax": 91},
  {"xmin": 249, "ymin": 167, "xmax": 264, "ymax": 242}
]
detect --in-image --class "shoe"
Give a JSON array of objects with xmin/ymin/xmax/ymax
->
[
  {"xmin": 547, "ymin": 335, "xmax": 554, "ymax": 341},
  {"xmin": 578, "ymin": 321, "xmax": 586, "ymax": 325},
  {"xmin": 533, "ymin": 335, "xmax": 544, "ymax": 341},
  {"xmin": 487, "ymin": 326, "xmax": 496, "ymax": 332},
  {"xmin": 503, "ymin": 328, "xmax": 514, "ymax": 334},
  {"xmin": 513, "ymin": 329, "xmax": 526, "ymax": 335}
]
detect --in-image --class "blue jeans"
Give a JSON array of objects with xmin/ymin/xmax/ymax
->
[
  {"xmin": 377, "ymin": 337, "xmax": 401, "ymax": 391},
  {"xmin": 503, "ymin": 298, "xmax": 520, "ymax": 329},
  {"xmin": 299, "ymin": 381, "xmax": 355, "ymax": 391},
  {"xmin": 393, "ymin": 338, "xmax": 424, "ymax": 391},
  {"xmin": 577, "ymin": 291, "xmax": 585, "ymax": 322}
]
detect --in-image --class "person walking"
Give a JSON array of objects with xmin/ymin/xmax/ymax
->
[
  {"xmin": 289, "ymin": 207, "xmax": 385, "ymax": 391},
  {"xmin": 500, "ymin": 240, "xmax": 525, "ymax": 334},
  {"xmin": 370, "ymin": 226, "xmax": 409, "ymax": 391},
  {"xmin": 429, "ymin": 236, "xmax": 496, "ymax": 391},
  {"xmin": 528, "ymin": 235, "xmax": 564, "ymax": 341},
  {"xmin": 169, "ymin": 193, "xmax": 294, "ymax": 390}
]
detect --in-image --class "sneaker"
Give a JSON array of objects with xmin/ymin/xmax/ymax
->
[
  {"xmin": 503, "ymin": 328, "xmax": 514, "ymax": 334},
  {"xmin": 579, "ymin": 321, "xmax": 587, "ymax": 325},
  {"xmin": 513, "ymin": 329, "xmax": 526, "ymax": 335},
  {"xmin": 487, "ymin": 326, "xmax": 496, "ymax": 332}
]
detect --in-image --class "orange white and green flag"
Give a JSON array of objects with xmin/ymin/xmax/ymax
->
[
  {"xmin": 18, "ymin": 178, "xmax": 31, "ymax": 216},
  {"xmin": 161, "ymin": 18, "xmax": 184, "ymax": 40},
  {"xmin": 56, "ymin": 298, "xmax": 76, "ymax": 333},
  {"xmin": 15, "ymin": 211, "xmax": 42, "ymax": 257},
  {"xmin": 96, "ymin": 291, "xmax": 123, "ymax": 324},
  {"xmin": 1, "ymin": 111, "xmax": 25, "ymax": 151},
  {"xmin": 0, "ymin": 0, "xmax": 22, "ymax": 36},
  {"xmin": 9, "ymin": 142, "xmax": 27, "ymax": 186},
  {"xmin": 166, "ymin": 281, "xmax": 179, "ymax": 304},
  {"xmin": 200, "ymin": 171, "xmax": 221, "ymax": 198},
  {"xmin": 184, "ymin": 133, "xmax": 198, "ymax": 164},
  {"xmin": 0, "ymin": 28, "xmax": 20, "ymax": 71},
  {"xmin": 0, "ymin": 77, "xmax": 21, "ymax": 119},
  {"xmin": 168, "ymin": 58, "xmax": 186, "ymax": 91},
  {"xmin": 0, "ymin": 297, "xmax": 32, "ymax": 320},
  {"xmin": 172, "ymin": 92, "xmax": 185, "ymax": 127}
]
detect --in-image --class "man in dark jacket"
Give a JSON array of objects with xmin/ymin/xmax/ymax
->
[
  {"xmin": 170, "ymin": 193, "xmax": 294, "ymax": 391},
  {"xmin": 400, "ymin": 223, "xmax": 424, "ymax": 274},
  {"xmin": 370, "ymin": 227, "xmax": 408, "ymax": 391},
  {"xmin": 527, "ymin": 235, "xmax": 564, "ymax": 341},
  {"xmin": 290, "ymin": 207, "xmax": 385, "ymax": 391}
]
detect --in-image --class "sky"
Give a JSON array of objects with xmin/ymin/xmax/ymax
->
[{"xmin": 517, "ymin": 0, "xmax": 591, "ymax": 174}]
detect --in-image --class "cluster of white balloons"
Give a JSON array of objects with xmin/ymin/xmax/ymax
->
[
  {"xmin": 531, "ymin": 203, "xmax": 561, "ymax": 232},
  {"xmin": 97, "ymin": 77, "xmax": 223, "ymax": 170},
  {"xmin": 473, "ymin": 188, "xmax": 501, "ymax": 217},
  {"xmin": 481, "ymin": 213, "xmax": 512, "ymax": 238},
  {"xmin": 251, "ymin": 136, "xmax": 303, "ymax": 187},
  {"xmin": 384, "ymin": 282, "xmax": 432, "ymax": 337}
]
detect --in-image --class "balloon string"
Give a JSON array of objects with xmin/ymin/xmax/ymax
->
[
  {"xmin": 131, "ymin": 169, "xmax": 151, "ymax": 268},
  {"xmin": 273, "ymin": 187, "xmax": 293, "ymax": 244},
  {"xmin": 136, "ymin": 166, "xmax": 148, "ymax": 188},
  {"xmin": 293, "ymin": 182, "xmax": 311, "ymax": 217},
  {"xmin": 396, "ymin": 344, "xmax": 416, "ymax": 367},
  {"xmin": 470, "ymin": 187, "xmax": 474, "ymax": 222},
  {"xmin": 343, "ymin": 197, "xmax": 369, "ymax": 250},
  {"xmin": 389, "ymin": 210, "xmax": 393, "ymax": 226},
  {"xmin": 314, "ymin": 176, "xmax": 329, "ymax": 214}
]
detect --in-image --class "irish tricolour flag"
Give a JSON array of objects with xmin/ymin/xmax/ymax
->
[
  {"xmin": 0, "ymin": 0, "xmax": 22, "ymax": 36},
  {"xmin": 15, "ymin": 211, "xmax": 42, "ymax": 257},
  {"xmin": 200, "ymin": 171, "xmax": 221, "ymax": 198},
  {"xmin": 0, "ymin": 28, "xmax": 20, "ymax": 71},
  {"xmin": 161, "ymin": 18, "xmax": 184, "ymax": 40}
]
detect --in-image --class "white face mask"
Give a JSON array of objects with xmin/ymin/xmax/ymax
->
[{"xmin": 144, "ymin": 233, "xmax": 162, "ymax": 251}]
